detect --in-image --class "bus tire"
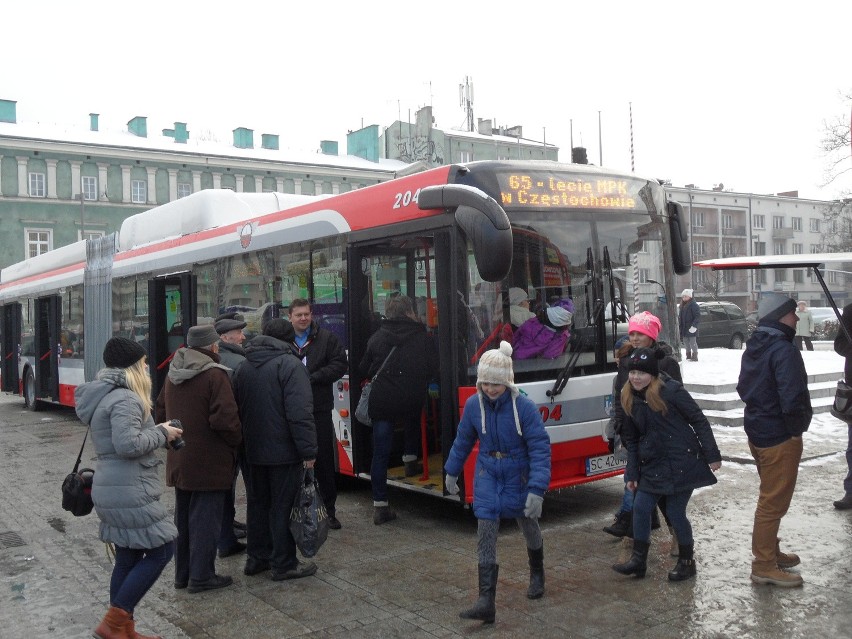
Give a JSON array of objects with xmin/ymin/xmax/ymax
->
[{"xmin": 24, "ymin": 369, "xmax": 41, "ymax": 412}]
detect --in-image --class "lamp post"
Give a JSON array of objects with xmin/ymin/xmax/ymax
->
[{"xmin": 647, "ymin": 279, "xmax": 666, "ymax": 303}]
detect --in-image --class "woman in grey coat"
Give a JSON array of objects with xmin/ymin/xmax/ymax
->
[{"xmin": 75, "ymin": 337, "xmax": 183, "ymax": 639}]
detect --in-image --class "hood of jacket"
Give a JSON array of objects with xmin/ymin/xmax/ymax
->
[
  {"xmin": 743, "ymin": 322, "xmax": 794, "ymax": 362},
  {"xmin": 243, "ymin": 334, "xmax": 294, "ymax": 368},
  {"xmin": 74, "ymin": 378, "xmax": 120, "ymax": 425},
  {"xmin": 167, "ymin": 347, "xmax": 228, "ymax": 384},
  {"xmin": 378, "ymin": 316, "xmax": 426, "ymax": 346}
]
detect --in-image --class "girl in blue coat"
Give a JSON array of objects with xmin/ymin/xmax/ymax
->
[
  {"xmin": 444, "ymin": 341, "xmax": 551, "ymax": 623},
  {"xmin": 612, "ymin": 347, "xmax": 722, "ymax": 582}
]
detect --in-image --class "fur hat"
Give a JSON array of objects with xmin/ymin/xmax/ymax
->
[
  {"xmin": 215, "ymin": 318, "xmax": 247, "ymax": 335},
  {"xmin": 476, "ymin": 341, "xmax": 521, "ymax": 436},
  {"xmin": 509, "ymin": 287, "xmax": 529, "ymax": 306},
  {"xmin": 102, "ymin": 337, "xmax": 146, "ymax": 369},
  {"xmin": 545, "ymin": 299, "xmax": 574, "ymax": 327},
  {"xmin": 186, "ymin": 324, "xmax": 219, "ymax": 348},
  {"xmin": 758, "ymin": 293, "xmax": 797, "ymax": 323},
  {"xmin": 680, "ymin": 289, "xmax": 694, "ymax": 298},
  {"xmin": 627, "ymin": 311, "xmax": 661, "ymax": 341},
  {"xmin": 626, "ymin": 347, "xmax": 662, "ymax": 377}
]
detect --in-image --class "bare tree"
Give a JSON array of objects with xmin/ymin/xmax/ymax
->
[{"xmin": 820, "ymin": 91, "xmax": 852, "ymax": 190}]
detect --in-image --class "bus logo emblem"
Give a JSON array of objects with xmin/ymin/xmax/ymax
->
[{"xmin": 239, "ymin": 223, "xmax": 254, "ymax": 249}]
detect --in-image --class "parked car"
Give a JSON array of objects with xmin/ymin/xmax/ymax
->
[
  {"xmin": 807, "ymin": 307, "xmax": 841, "ymax": 340},
  {"xmin": 695, "ymin": 301, "xmax": 749, "ymax": 349}
]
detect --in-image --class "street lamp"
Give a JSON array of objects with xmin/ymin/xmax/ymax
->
[{"xmin": 647, "ymin": 279, "xmax": 666, "ymax": 303}]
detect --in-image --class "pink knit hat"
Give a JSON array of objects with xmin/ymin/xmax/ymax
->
[{"xmin": 627, "ymin": 311, "xmax": 661, "ymax": 341}]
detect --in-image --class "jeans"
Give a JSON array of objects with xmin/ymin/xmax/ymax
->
[
  {"xmin": 683, "ymin": 335, "xmax": 698, "ymax": 355},
  {"xmin": 845, "ymin": 423, "xmax": 852, "ymax": 495},
  {"xmin": 245, "ymin": 463, "xmax": 302, "ymax": 572},
  {"xmin": 110, "ymin": 542, "xmax": 174, "ymax": 614},
  {"xmin": 621, "ymin": 484, "xmax": 634, "ymax": 512},
  {"xmin": 748, "ymin": 436, "xmax": 802, "ymax": 570},
  {"xmin": 174, "ymin": 489, "xmax": 226, "ymax": 585},
  {"xmin": 313, "ymin": 410, "xmax": 337, "ymax": 517},
  {"xmin": 371, "ymin": 412, "xmax": 421, "ymax": 503},
  {"xmin": 632, "ymin": 489, "xmax": 693, "ymax": 544}
]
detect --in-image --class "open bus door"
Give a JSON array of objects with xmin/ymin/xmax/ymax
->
[
  {"xmin": 1, "ymin": 303, "xmax": 21, "ymax": 393},
  {"xmin": 148, "ymin": 273, "xmax": 196, "ymax": 400},
  {"xmin": 25, "ymin": 295, "xmax": 61, "ymax": 410},
  {"xmin": 346, "ymin": 229, "xmax": 460, "ymax": 488}
]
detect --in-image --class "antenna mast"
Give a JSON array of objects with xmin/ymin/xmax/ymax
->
[{"xmin": 459, "ymin": 76, "xmax": 475, "ymax": 132}]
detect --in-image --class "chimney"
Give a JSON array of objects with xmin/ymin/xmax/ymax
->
[
  {"xmin": 233, "ymin": 127, "xmax": 254, "ymax": 149},
  {"xmin": 346, "ymin": 125, "xmax": 379, "ymax": 162},
  {"xmin": 477, "ymin": 119, "xmax": 493, "ymax": 136},
  {"xmin": 320, "ymin": 140, "xmax": 338, "ymax": 155},
  {"xmin": 89, "ymin": 113, "xmax": 99, "ymax": 131},
  {"xmin": 128, "ymin": 116, "xmax": 148, "ymax": 138},
  {"xmin": 262, "ymin": 133, "xmax": 279, "ymax": 150},
  {"xmin": 571, "ymin": 147, "xmax": 588, "ymax": 164},
  {"xmin": 0, "ymin": 99, "xmax": 17, "ymax": 123}
]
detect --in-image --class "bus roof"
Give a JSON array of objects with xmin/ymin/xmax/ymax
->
[{"xmin": 694, "ymin": 253, "xmax": 852, "ymax": 270}]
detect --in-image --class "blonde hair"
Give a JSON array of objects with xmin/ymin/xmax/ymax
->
[
  {"xmin": 123, "ymin": 358, "xmax": 153, "ymax": 420},
  {"xmin": 621, "ymin": 376, "xmax": 668, "ymax": 416}
]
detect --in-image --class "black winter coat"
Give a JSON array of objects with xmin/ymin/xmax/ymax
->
[
  {"xmin": 833, "ymin": 302, "xmax": 852, "ymax": 381},
  {"xmin": 622, "ymin": 377, "xmax": 721, "ymax": 495},
  {"xmin": 358, "ymin": 317, "xmax": 438, "ymax": 420},
  {"xmin": 679, "ymin": 299, "xmax": 700, "ymax": 338},
  {"xmin": 232, "ymin": 335, "xmax": 317, "ymax": 465},
  {"xmin": 737, "ymin": 322, "xmax": 812, "ymax": 448},
  {"xmin": 289, "ymin": 321, "xmax": 348, "ymax": 413}
]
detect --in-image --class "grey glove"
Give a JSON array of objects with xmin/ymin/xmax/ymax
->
[
  {"xmin": 524, "ymin": 493, "xmax": 544, "ymax": 519},
  {"xmin": 445, "ymin": 474, "xmax": 459, "ymax": 495}
]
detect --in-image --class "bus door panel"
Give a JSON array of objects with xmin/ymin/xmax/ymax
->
[
  {"xmin": 1, "ymin": 303, "xmax": 22, "ymax": 393},
  {"xmin": 148, "ymin": 273, "xmax": 196, "ymax": 399},
  {"xmin": 33, "ymin": 295, "xmax": 61, "ymax": 401}
]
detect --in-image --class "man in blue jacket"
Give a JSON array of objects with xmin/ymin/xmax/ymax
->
[
  {"xmin": 737, "ymin": 293, "xmax": 812, "ymax": 587},
  {"xmin": 678, "ymin": 289, "xmax": 701, "ymax": 361}
]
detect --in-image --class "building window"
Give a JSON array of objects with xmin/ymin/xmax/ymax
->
[
  {"xmin": 29, "ymin": 172, "xmax": 46, "ymax": 197},
  {"xmin": 753, "ymin": 214, "xmax": 765, "ymax": 229},
  {"xmin": 694, "ymin": 270, "xmax": 706, "ymax": 284},
  {"xmin": 79, "ymin": 230, "xmax": 105, "ymax": 242},
  {"xmin": 828, "ymin": 271, "xmax": 839, "ymax": 285},
  {"xmin": 792, "ymin": 217, "xmax": 802, "ymax": 231},
  {"xmin": 830, "ymin": 220, "xmax": 838, "ymax": 234},
  {"xmin": 722, "ymin": 242, "xmax": 734, "ymax": 257},
  {"xmin": 639, "ymin": 240, "xmax": 648, "ymax": 253},
  {"xmin": 792, "ymin": 243, "xmax": 803, "ymax": 254},
  {"xmin": 691, "ymin": 211, "xmax": 704, "ymax": 228},
  {"xmin": 810, "ymin": 218, "xmax": 820, "ymax": 232},
  {"xmin": 773, "ymin": 241, "xmax": 785, "ymax": 255},
  {"xmin": 25, "ymin": 228, "xmax": 52, "ymax": 257},
  {"xmin": 810, "ymin": 244, "xmax": 822, "ymax": 253},
  {"xmin": 723, "ymin": 270, "xmax": 736, "ymax": 284},
  {"xmin": 722, "ymin": 214, "xmax": 733, "ymax": 229},
  {"xmin": 773, "ymin": 216, "xmax": 784, "ymax": 229},
  {"xmin": 755, "ymin": 270, "xmax": 767, "ymax": 284},
  {"xmin": 692, "ymin": 241, "xmax": 705, "ymax": 257},
  {"xmin": 774, "ymin": 268, "xmax": 786, "ymax": 282},
  {"xmin": 793, "ymin": 270, "xmax": 804, "ymax": 284},
  {"xmin": 131, "ymin": 180, "xmax": 147, "ymax": 203},
  {"xmin": 754, "ymin": 241, "xmax": 766, "ymax": 256},
  {"xmin": 82, "ymin": 175, "xmax": 98, "ymax": 201},
  {"xmin": 177, "ymin": 183, "xmax": 192, "ymax": 199},
  {"xmin": 459, "ymin": 151, "xmax": 473, "ymax": 163},
  {"xmin": 639, "ymin": 268, "xmax": 650, "ymax": 283}
]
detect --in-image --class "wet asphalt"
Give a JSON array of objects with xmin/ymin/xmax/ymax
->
[{"xmin": 0, "ymin": 390, "xmax": 850, "ymax": 639}]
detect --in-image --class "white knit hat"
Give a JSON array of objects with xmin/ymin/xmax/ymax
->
[
  {"xmin": 476, "ymin": 341, "xmax": 521, "ymax": 435},
  {"xmin": 508, "ymin": 287, "xmax": 529, "ymax": 306}
]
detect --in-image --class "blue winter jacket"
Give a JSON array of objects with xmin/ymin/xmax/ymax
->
[
  {"xmin": 444, "ymin": 390, "xmax": 551, "ymax": 519},
  {"xmin": 737, "ymin": 323, "xmax": 812, "ymax": 448},
  {"xmin": 678, "ymin": 299, "xmax": 701, "ymax": 338}
]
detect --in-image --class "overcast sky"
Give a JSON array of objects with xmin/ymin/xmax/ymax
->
[{"xmin": 3, "ymin": 1, "xmax": 850, "ymax": 199}]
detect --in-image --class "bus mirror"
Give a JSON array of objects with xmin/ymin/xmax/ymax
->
[
  {"xmin": 667, "ymin": 201, "xmax": 691, "ymax": 275},
  {"xmin": 418, "ymin": 185, "xmax": 513, "ymax": 282}
]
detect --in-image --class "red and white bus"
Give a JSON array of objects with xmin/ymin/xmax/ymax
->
[{"xmin": 0, "ymin": 160, "xmax": 690, "ymax": 502}]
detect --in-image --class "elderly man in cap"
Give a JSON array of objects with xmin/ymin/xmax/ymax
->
[
  {"xmin": 214, "ymin": 312, "xmax": 250, "ymax": 557},
  {"xmin": 155, "ymin": 324, "xmax": 242, "ymax": 593},
  {"xmin": 737, "ymin": 293, "xmax": 812, "ymax": 587},
  {"xmin": 678, "ymin": 289, "xmax": 700, "ymax": 361}
]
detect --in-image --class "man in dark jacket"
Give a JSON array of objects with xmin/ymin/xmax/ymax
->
[
  {"xmin": 288, "ymin": 299, "xmax": 348, "ymax": 530},
  {"xmin": 214, "ymin": 313, "xmax": 249, "ymax": 557},
  {"xmin": 831, "ymin": 302, "xmax": 852, "ymax": 510},
  {"xmin": 155, "ymin": 324, "xmax": 242, "ymax": 594},
  {"xmin": 737, "ymin": 293, "xmax": 811, "ymax": 588},
  {"xmin": 232, "ymin": 318, "xmax": 318, "ymax": 581},
  {"xmin": 678, "ymin": 289, "xmax": 701, "ymax": 361}
]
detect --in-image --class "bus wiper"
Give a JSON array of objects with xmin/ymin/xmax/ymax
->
[
  {"xmin": 603, "ymin": 246, "xmax": 619, "ymax": 349},
  {"xmin": 548, "ymin": 298, "xmax": 605, "ymax": 400}
]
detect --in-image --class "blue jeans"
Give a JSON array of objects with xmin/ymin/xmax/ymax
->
[
  {"xmin": 632, "ymin": 489, "xmax": 693, "ymax": 545},
  {"xmin": 621, "ymin": 483, "xmax": 634, "ymax": 512},
  {"xmin": 845, "ymin": 423, "xmax": 852, "ymax": 494},
  {"xmin": 110, "ymin": 542, "xmax": 174, "ymax": 614},
  {"xmin": 371, "ymin": 414, "xmax": 421, "ymax": 503}
]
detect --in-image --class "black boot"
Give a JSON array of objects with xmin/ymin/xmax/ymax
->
[
  {"xmin": 613, "ymin": 540, "xmax": 649, "ymax": 578},
  {"xmin": 668, "ymin": 544, "xmax": 696, "ymax": 581},
  {"xmin": 459, "ymin": 563, "xmax": 498, "ymax": 624},
  {"xmin": 603, "ymin": 510, "xmax": 632, "ymax": 538},
  {"xmin": 527, "ymin": 546, "xmax": 544, "ymax": 599}
]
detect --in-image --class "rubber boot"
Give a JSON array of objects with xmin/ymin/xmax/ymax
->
[
  {"xmin": 603, "ymin": 510, "xmax": 632, "ymax": 538},
  {"xmin": 92, "ymin": 606, "xmax": 132, "ymax": 639},
  {"xmin": 527, "ymin": 546, "xmax": 544, "ymax": 599},
  {"xmin": 459, "ymin": 563, "xmax": 498, "ymax": 624},
  {"xmin": 612, "ymin": 539, "xmax": 649, "ymax": 578},
  {"xmin": 668, "ymin": 544, "xmax": 696, "ymax": 581}
]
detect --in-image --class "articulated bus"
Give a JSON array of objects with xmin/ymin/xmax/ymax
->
[{"xmin": 0, "ymin": 160, "xmax": 691, "ymax": 503}]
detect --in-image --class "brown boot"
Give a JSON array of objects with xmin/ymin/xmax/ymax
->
[
  {"xmin": 775, "ymin": 539, "xmax": 800, "ymax": 569},
  {"xmin": 92, "ymin": 606, "xmax": 132, "ymax": 639},
  {"xmin": 126, "ymin": 616, "xmax": 162, "ymax": 639},
  {"xmin": 750, "ymin": 564, "xmax": 803, "ymax": 587}
]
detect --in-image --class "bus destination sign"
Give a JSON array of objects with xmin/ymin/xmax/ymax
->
[{"xmin": 498, "ymin": 172, "xmax": 644, "ymax": 211}]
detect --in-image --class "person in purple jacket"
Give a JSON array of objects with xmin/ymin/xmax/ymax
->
[
  {"xmin": 512, "ymin": 298, "xmax": 574, "ymax": 360},
  {"xmin": 444, "ymin": 341, "xmax": 551, "ymax": 624}
]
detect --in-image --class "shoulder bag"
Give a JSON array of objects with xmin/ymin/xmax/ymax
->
[
  {"xmin": 354, "ymin": 346, "xmax": 396, "ymax": 426},
  {"xmin": 61, "ymin": 426, "xmax": 95, "ymax": 517}
]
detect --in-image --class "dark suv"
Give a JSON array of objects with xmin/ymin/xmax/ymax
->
[{"xmin": 696, "ymin": 301, "xmax": 749, "ymax": 349}]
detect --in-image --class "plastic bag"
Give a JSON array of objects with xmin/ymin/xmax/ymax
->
[{"xmin": 289, "ymin": 467, "xmax": 329, "ymax": 558}]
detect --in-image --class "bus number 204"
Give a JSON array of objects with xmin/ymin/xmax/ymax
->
[
  {"xmin": 393, "ymin": 189, "xmax": 421, "ymax": 209},
  {"xmin": 539, "ymin": 404, "xmax": 563, "ymax": 423}
]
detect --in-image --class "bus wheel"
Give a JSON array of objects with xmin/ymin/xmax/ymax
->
[{"xmin": 24, "ymin": 370, "xmax": 41, "ymax": 412}]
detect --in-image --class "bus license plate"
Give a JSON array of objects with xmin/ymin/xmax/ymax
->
[{"xmin": 585, "ymin": 454, "xmax": 626, "ymax": 476}]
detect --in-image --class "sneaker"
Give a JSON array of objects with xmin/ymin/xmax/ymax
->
[
  {"xmin": 833, "ymin": 493, "xmax": 852, "ymax": 510},
  {"xmin": 244, "ymin": 557, "xmax": 270, "ymax": 576},
  {"xmin": 750, "ymin": 566, "xmax": 803, "ymax": 587},
  {"xmin": 218, "ymin": 541, "xmax": 247, "ymax": 558},
  {"xmin": 187, "ymin": 574, "xmax": 233, "ymax": 593},
  {"xmin": 272, "ymin": 561, "xmax": 317, "ymax": 581},
  {"xmin": 327, "ymin": 515, "xmax": 342, "ymax": 530}
]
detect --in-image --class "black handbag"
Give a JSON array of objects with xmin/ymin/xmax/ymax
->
[
  {"xmin": 61, "ymin": 426, "xmax": 95, "ymax": 517},
  {"xmin": 354, "ymin": 346, "xmax": 396, "ymax": 427},
  {"xmin": 831, "ymin": 379, "xmax": 852, "ymax": 425}
]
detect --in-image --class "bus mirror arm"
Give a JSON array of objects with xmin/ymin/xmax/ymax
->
[{"xmin": 418, "ymin": 185, "xmax": 513, "ymax": 282}]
